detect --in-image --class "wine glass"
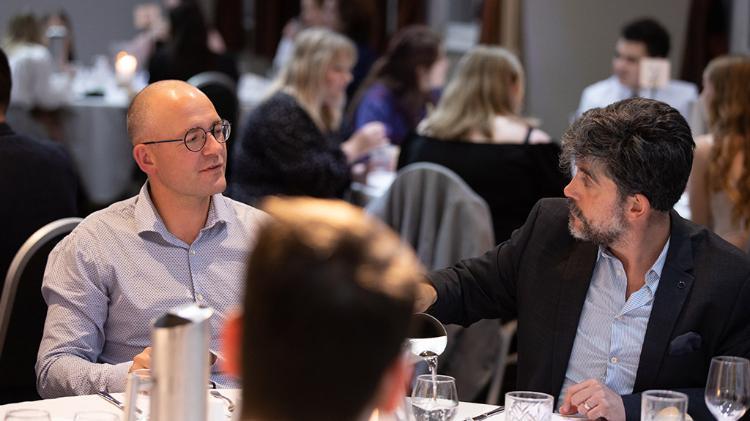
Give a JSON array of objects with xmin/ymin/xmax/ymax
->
[
  {"xmin": 4, "ymin": 409, "xmax": 51, "ymax": 420},
  {"xmin": 411, "ymin": 374, "xmax": 459, "ymax": 421},
  {"xmin": 705, "ymin": 356, "xmax": 750, "ymax": 420}
]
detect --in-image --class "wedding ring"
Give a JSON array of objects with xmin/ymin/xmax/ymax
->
[{"xmin": 582, "ymin": 401, "xmax": 593, "ymax": 411}]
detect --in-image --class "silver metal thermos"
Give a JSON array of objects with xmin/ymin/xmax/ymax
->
[{"xmin": 149, "ymin": 303, "xmax": 214, "ymax": 421}]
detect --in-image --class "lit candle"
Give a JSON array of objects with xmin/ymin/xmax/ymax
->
[
  {"xmin": 369, "ymin": 409, "xmax": 379, "ymax": 421},
  {"xmin": 115, "ymin": 51, "xmax": 137, "ymax": 86}
]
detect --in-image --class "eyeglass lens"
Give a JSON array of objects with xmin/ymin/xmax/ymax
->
[{"xmin": 184, "ymin": 121, "xmax": 231, "ymax": 152}]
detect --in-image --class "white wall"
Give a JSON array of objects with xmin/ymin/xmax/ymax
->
[{"xmin": 522, "ymin": 0, "xmax": 691, "ymax": 139}]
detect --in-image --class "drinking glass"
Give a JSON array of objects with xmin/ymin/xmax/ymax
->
[
  {"xmin": 3, "ymin": 409, "xmax": 51, "ymax": 421},
  {"xmin": 73, "ymin": 412, "xmax": 119, "ymax": 421},
  {"xmin": 705, "ymin": 356, "xmax": 750, "ymax": 420},
  {"xmin": 124, "ymin": 368, "xmax": 152, "ymax": 420},
  {"xmin": 504, "ymin": 391, "xmax": 553, "ymax": 421},
  {"xmin": 411, "ymin": 374, "xmax": 459, "ymax": 421},
  {"xmin": 641, "ymin": 390, "xmax": 688, "ymax": 421}
]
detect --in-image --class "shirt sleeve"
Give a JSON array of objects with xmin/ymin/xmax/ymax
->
[{"xmin": 35, "ymin": 227, "xmax": 131, "ymax": 398}]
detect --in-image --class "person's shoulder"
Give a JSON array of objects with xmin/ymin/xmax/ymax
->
[
  {"xmin": 581, "ymin": 76, "xmax": 617, "ymax": 96},
  {"xmin": 0, "ymin": 130, "xmax": 74, "ymax": 171},
  {"xmin": 52, "ymin": 196, "xmax": 138, "ymax": 255},
  {"xmin": 254, "ymin": 91, "xmax": 300, "ymax": 116},
  {"xmin": 667, "ymin": 79, "xmax": 699, "ymax": 97}
]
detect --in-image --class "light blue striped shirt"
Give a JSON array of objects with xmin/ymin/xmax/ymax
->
[
  {"xmin": 36, "ymin": 183, "xmax": 266, "ymax": 398},
  {"xmin": 558, "ymin": 240, "xmax": 670, "ymax": 403}
]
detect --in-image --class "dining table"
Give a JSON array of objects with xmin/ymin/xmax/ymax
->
[
  {"xmin": 0, "ymin": 389, "xmax": 513, "ymax": 420},
  {"xmin": 0, "ymin": 389, "xmax": 596, "ymax": 420}
]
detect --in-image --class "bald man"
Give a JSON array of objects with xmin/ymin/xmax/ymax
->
[{"xmin": 35, "ymin": 81, "xmax": 266, "ymax": 398}]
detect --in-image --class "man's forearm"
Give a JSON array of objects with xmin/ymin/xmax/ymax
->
[{"xmin": 37, "ymin": 354, "xmax": 131, "ymax": 398}]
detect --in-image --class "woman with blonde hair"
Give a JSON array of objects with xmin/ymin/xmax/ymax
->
[
  {"xmin": 689, "ymin": 55, "xmax": 750, "ymax": 249},
  {"xmin": 399, "ymin": 45, "xmax": 567, "ymax": 242},
  {"xmin": 231, "ymin": 28, "xmax": 386, "ymax": 204}
]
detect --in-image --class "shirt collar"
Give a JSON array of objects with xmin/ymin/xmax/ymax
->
[
  {"xmin": 134, "ymin": 182, "xmax": 231, "ymax": 237},
  {"xmin": 597, "ymin": 239, "xmax": 670, "ymax": 294}
]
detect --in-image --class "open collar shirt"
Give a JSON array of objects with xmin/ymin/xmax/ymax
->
[
  {"xmin": 36, "ymin": 184, "xmax": 266, "ymax": 398},
  {"xmin": 558, "ymin": 239, "xmax": 670, "ymax": 403}
]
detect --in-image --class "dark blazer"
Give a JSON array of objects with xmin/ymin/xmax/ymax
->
[
  {"xmin": 428, "ymin": 198, "xmax": 750, "ymax": 420},
  {"xmin": 0, "ymin": 122, "xmax": 78, "ymax": 289}
]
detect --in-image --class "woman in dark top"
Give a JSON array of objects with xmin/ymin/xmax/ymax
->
[
  {"xmin": 347, "ymin": 25, "xmax": 445, "ymax": 145},
  {"xmin": 231, "ymin": 28, "xmax": 387, "ymax": 204},
  {"xmin": 147, "ymin": 1, "xmax": 238, "ymax": 83},
  {"xmin": 401, "ymin": 46, "xmax": 568, "ymax": 243}
]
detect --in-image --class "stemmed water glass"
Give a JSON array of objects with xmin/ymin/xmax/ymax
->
[
  {"xmin": 411, "ymin": 374, "xmax": 459, "ymax": 421},
  {"xmin": 705, "ymin": 356, "xmax": 750, "ymax": 420}
]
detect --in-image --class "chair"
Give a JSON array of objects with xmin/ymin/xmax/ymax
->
[
  {"xmin": 187, "ymin": 71, "xmax": 239, "ymax": 183},
  {"xmin": 486, "ymin": 320, "xmax": 518, "ymax": 405},
  {"xmin": 0, "ymin": 217, "xmax": 82, "ymax": 404},
  {"xmin": 367, "ymin": 163, "xmax": 501, "ymax": 401}
]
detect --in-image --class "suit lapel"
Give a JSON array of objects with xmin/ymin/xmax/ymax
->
[
  {"xmin": 633, "ymin": 211, "xmax": 695, "ymax": 391},
  {"xmin": 550, "ymin": 239, "xmax": 598, "ymax": 393}
]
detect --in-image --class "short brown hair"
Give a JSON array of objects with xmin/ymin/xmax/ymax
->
[{"xmin": 241, "ymin": 197, "xmax": 421, "ymax": 421}]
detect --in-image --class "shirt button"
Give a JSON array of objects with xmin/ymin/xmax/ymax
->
[
  {"xmin": 610, "ymin": 356, "xmax": 618, "ymax": 364},
  {"xmin": 190, "ymin": 249, "xmax": 196, "ymax": 256},
  {"xmin": 196, "ymin": 293, "xmax": 204, "ymax": 301}
]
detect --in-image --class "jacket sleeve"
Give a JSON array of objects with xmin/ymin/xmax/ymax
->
[{"xmin": 426, "ymin": 199, "xmax": 545, "ymax": 326}]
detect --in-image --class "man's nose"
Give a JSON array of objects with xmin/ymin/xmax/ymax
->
[{"xmin": 203, "ymin": 132, "xmax": 225, "ymax": 155}]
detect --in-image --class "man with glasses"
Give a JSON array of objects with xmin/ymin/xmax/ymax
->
[{"xmin": 36, "ymin": 80, "xmax": 266, "ymax": 398}]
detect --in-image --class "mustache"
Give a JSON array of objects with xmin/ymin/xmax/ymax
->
[{"xmin": 568, "ymin": 199, "xmax": 584, "ymax": 219}]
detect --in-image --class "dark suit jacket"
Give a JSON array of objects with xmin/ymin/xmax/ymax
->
[
  {"xmin": 428, "ymin": 198, "xmax": 750, "ymax": 420},
  {"xmin": 0, "ymin": 122, "xmax": 78, "ymax": 286}
]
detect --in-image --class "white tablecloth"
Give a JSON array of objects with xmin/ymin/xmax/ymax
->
[{"xmin": 0, "ymin": 390, "xmax": 511, "ymax": 420}]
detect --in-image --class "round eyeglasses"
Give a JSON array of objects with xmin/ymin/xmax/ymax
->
[{"xmin": 141, "ymin": 119, "xmax": 231, "ymax": 152}]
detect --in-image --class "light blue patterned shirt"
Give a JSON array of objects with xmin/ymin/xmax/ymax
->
[
  {"xmin": 558, "ymin": 240, "xmax": 670, "ymax": 403},
  {"xmin": 36, "ymin": 184, "xmax": 266, "ymax": 398}
]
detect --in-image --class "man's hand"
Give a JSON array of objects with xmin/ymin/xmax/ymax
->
[
  {"xmin": 129, "ymin": 347, "xmax": 152, "ymax": 373},
  {"xmin": 415, "ymin": 282, "xmax": 438, "ymax": 312},
  {"xmin": 559, "ymin": 379, "xmax": 626, "ymax": 421}
]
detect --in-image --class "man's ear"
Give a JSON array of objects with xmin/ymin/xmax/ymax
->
[
  {"xmin": 625, "ymin": 193, "xmax": 651, "ymax": 221},
  {"xmin": 132, "ymin": 144, "xmax": 156, "ymax": 176},
  {"xmin": 374, "ymin": 356, "xmax": 413, "ymax": 413},
  {"xmin": 219, "ymin": 311, "xmax": 243, "ymax": 378}
]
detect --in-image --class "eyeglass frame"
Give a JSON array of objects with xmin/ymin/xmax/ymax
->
[{"xmin": 140, "ymin": 119, "xmax": 231, "ymax": 152}]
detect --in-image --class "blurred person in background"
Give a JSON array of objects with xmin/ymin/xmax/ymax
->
[
  {"xmin": 230, "ymin": 28, "xmax": 387, "ymax": 204},
  {"xmin": 147, "ymin": 0, "xmax": 238, "ymax": 83},
  {"xmin": 0, "ymin": 47, "xmax": 78, "ymax": 296},
  {"xmin": 42, "ymin": 10, "xmax": 75, "ymax": 68},
  {"xmin": 221, "ymin": 197, "xmax": 421, "ymax": 421},
  {"xmin": 347, "ymin": 25, "xmax": 446, "ymax": 146},
  {"xmin": 577, "ymin": 18, "xmax": 697, "ymax": 121},
  {"xmin": 271, "ymin": 0, "xmax": 338, "ymax": 75},
  {"xmin": 3, "ymin": 13, "xmax": 71, "ymax": 141},
  {"xmin": 271, "ymin": 0, "xmax": 377, "ymax": 99},
  {"xmin": 401, "ymin": 45, "xmax": 566, "ymax": 243},
  {"xmin": 689, "ymin": 55, "xmax": 750, "ymax": 250}
]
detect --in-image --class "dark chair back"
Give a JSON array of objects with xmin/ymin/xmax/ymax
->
[
  {"xmin": 188, "ymin": 72, "xmax": 239, "ymax": 184},
  {"xmin": 0, "ymin": 218, "xmax": 82, "ymax": 404}
]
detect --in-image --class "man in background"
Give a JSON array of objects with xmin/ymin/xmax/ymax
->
[
  {"xmin": 577, "ymin": 18, "xmax": 697, "ymax": 120},
  {"xmin": 222, "ymin": 197, "xmax": 421, "ymax": 421},
  {"xmin": 0, "ymin": 47, "xmax": 77, "ymax": 291}
]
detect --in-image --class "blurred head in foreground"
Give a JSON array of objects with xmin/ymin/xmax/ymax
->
[{"xmin": 222, "ymin": 197, "xmax": 422, "ymax": 421}]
